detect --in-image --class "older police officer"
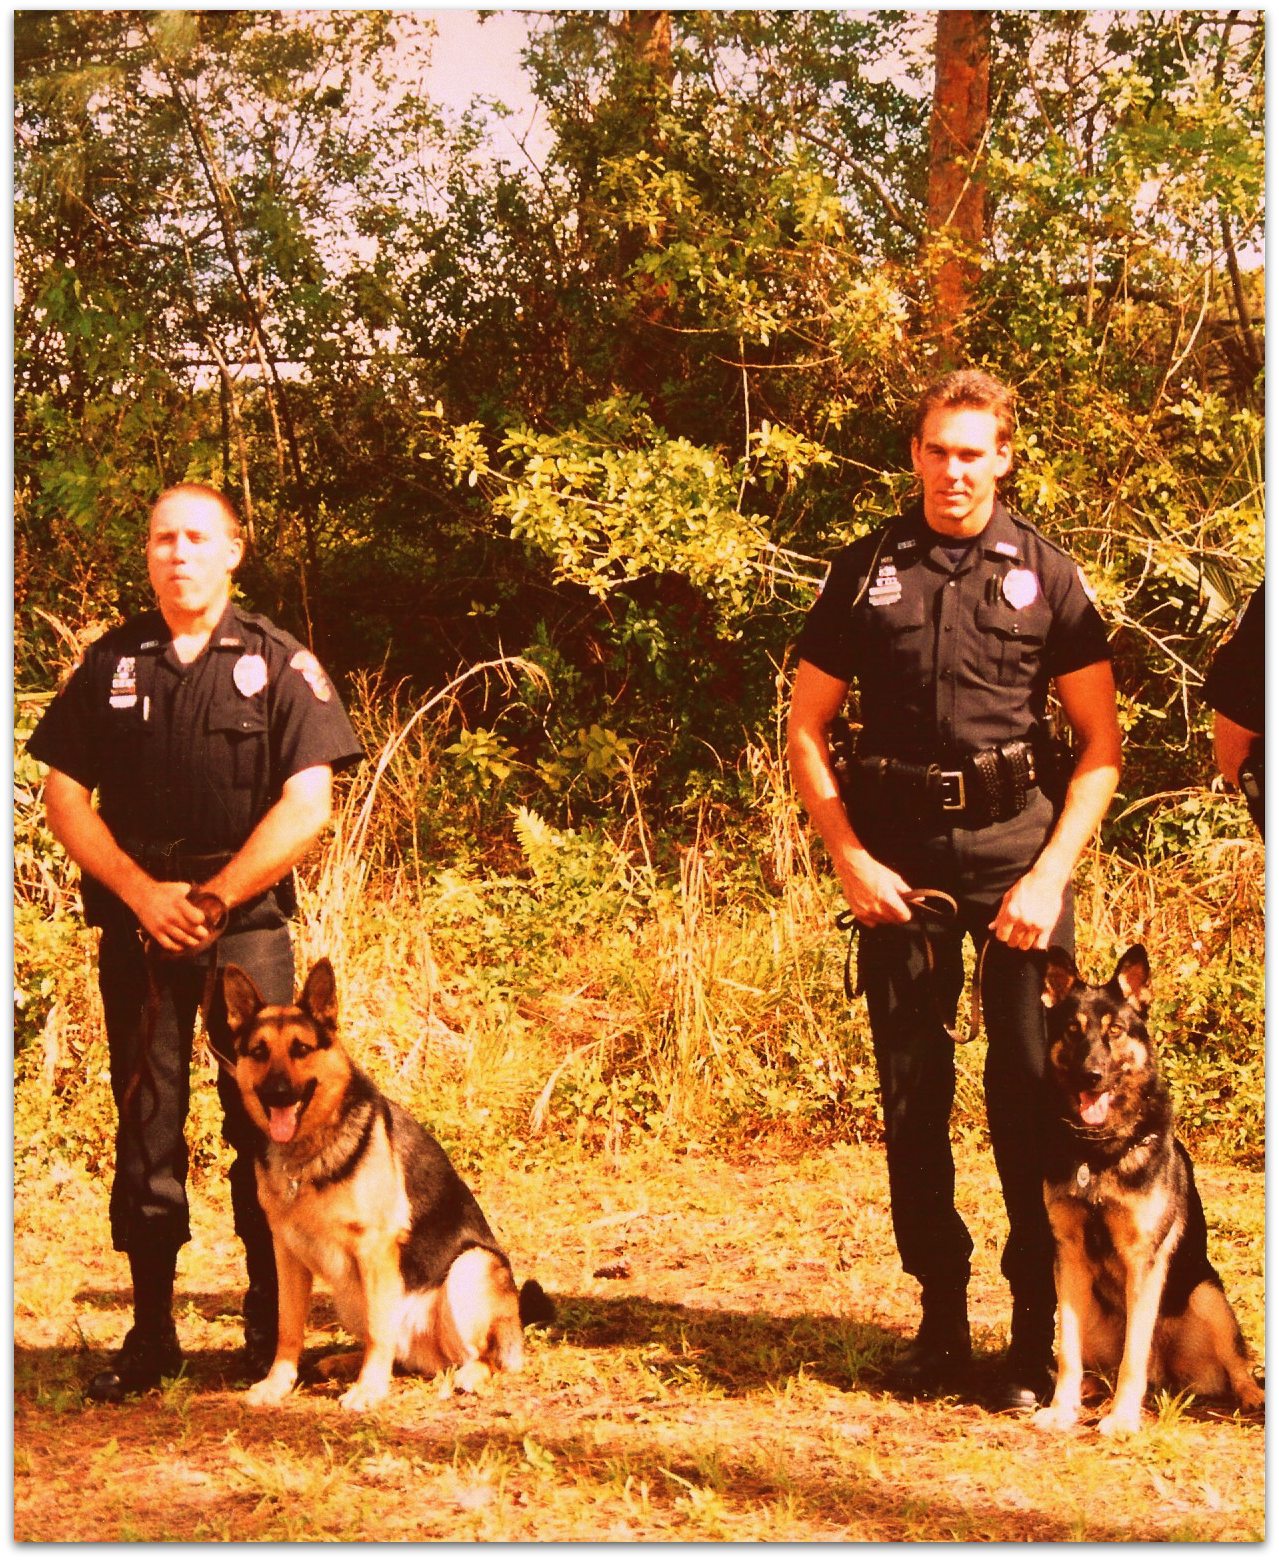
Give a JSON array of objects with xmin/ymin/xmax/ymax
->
[
  {"xmin": 28, "ymin": 484, "xmax": 363, "ymax": 1400},
  {"xmin": 787, "ymin": 371, "xmax": 1121, "ymax": 1408}
]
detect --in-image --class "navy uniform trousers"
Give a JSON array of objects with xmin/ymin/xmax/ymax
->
[
  {"xmin": 97, "ymin": 915, "xmax": 293, "ymax": 1265},
  {"xmin": 856, "ymin": 788, "xmax": 1071, "ymax": 1314}
]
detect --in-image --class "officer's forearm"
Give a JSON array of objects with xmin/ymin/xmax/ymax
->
[
  {"xmin": 202, "ymin": 782, "xmax": 332, "ymax": 911},
  {"xmin": 1213, "ymin": 713, "xmax": 1259, "ymax": 789},
  {"xmin": 43, "ymin": 770, "xmax": 156, "ymax": 913},
  {"xmin": 787, "ymin": 723, "xmax": 873, "ymax": 865},
  {"xmin": 1032, "ymin": 750, "xmax": 1120, "ymax": 886}
]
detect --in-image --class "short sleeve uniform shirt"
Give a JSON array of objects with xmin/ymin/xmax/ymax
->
[
  {"xmin": 795, "ymin": 501, "xmax": 1111, "ymax": 762},
  {"xmin": 1203, "ymin": 582, "xmax": 1264, "ymax": 735},
  {"xmin": 28, "ymin": 601, "xmax": 363, "ymax": 911}
]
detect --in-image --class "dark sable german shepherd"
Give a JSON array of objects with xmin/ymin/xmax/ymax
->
[
  {"xmin": 1035, "ymin": 944, "xmax": 1263, "ymax": 1436},
  {"xmin": 223, "ymin": 959, "xmax": 553, "ymax": 1412}
]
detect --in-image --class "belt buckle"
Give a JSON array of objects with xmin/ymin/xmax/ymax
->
[{"xmin": 938, "ymin": 770, "xmax": 966, "ymax": 811}]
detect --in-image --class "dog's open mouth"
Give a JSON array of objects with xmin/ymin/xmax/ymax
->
[
  {"xmin": 1078, "ymin": 1089, "xmax": 1111, "ymax": 1127},
  {"xmin": 257, "ymin": 1078, "xmax": 317, "ymax": 1145},
  {"xmin": 267, "ymin": 1102, "xmax": 304, "ymax": 1144}
]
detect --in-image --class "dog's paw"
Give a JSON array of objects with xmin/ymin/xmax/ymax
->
[
  {"xmin": 1098, "ymin": 1403, "xmax": 1143, "ymax": 1437},
  {"xmin": 339, "ymin": 1377, "xmax": 389, "ymax": 1413},
  {"xmin": 454, "ymin": 1359, "xmax": 493, "ymax": 1395},
  {"xmin": 1032, "ymin": 1402, "xmax": 1080, "ymax": 1432},
  {"xmin": 245, "ymin": 1367, "xmax": 296, "ymax": 1408},
  {"xmin": 1235, "ymin": 1377, "xmax": 1265, "ymax": 1412}
]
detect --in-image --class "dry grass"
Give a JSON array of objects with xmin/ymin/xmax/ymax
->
[
  {"xmin": 14, "ymin": 1135, "xmax": 1264, "ymax": 1542},
  {"xmin": 13, "ymin": 676, "xmax": 1265, "ymax": 1539}
]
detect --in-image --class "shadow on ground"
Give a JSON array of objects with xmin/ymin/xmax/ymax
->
[{"xmin": 42, "ymin": 1280, "xmax": 1261, "ymax": 1426}]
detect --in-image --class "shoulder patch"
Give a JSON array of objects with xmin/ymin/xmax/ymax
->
[{"xmin": 290, "ymin": 649, "xmax": 332, "ymax": 702}]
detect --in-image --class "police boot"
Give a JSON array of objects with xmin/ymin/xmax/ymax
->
[
  {"xmin": 889, "ymin": 1279, "xmax": 972, "ymax": 1397},
  {"xmin": 240, "ymin": 1233, "xmax": 279, "ymax": 1383},
  {"xmin": 996, "ymin": 1296, "xmax": 1056, "ymax": 1411},
  {"xmin": 86, "ymin": 1247, "xmax": 182, "ymax": 1403}
]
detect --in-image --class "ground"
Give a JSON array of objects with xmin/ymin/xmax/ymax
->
[{"xmin": 14, "ymin": 1135, "xmax": 1265, "ymax": 1541}]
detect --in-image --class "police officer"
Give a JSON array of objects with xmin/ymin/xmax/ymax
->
[
  {"xmin": 27, "ymin": 484, "xmax": 363, "ymax": 1401},
  {"xmin": 787, "ymin": 370, "xmax": 1121, "ymax": 1409},
  {"xmin": 1203, "ymin": 581, "xmax": 1264, "ymax": 837}
]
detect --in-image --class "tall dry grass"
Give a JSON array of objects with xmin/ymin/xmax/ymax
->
[{"xmin": 15, "ymin": 666, "xmax": 1265, "ymax": 1170}]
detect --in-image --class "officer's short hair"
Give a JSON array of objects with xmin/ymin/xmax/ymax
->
[
  {"xmin": 913, "ymin": 370, "xmax": 1015, "ymax": 447},
  {"xmin": 151, "ymin": 483, "xmax": 243, "ymax": 541}
]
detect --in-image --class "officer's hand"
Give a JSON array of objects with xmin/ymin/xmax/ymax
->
[
  {"xmin": 132, "ymin": 880, "xmax": 213, "ymax": 954},
  {"xmin": 989, "ymin": 869, "xmax": 1065, "ymax": 952},
  {"xmin": 838, "ymin": 851, "xmax": 915, "ymax": 927}
]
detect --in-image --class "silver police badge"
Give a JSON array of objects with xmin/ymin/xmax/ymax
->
[
  {"xmin": 233, "ymin": 653, "xmax": 269, "ymax": 698},
  {"xmin": 1002, "ymin": 568, "xmax": 1039, "ymax": 610}
]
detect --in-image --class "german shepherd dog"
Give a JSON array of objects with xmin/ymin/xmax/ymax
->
[
  {"xmin": 223, "ymin": 958, "xmax": 553, "ymax": 1412},
  {"xmin": 1035, "ymin": 944, "xmax": 1263, "ymax": 1436}
]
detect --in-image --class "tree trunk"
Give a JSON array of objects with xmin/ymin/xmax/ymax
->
[{"xmin": 925, "ymin": 10, "xmax": 991, "ymax": 361}]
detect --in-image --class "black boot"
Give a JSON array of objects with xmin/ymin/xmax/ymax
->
[
  {"xmin": 889, "ymin": 1279, "xmax": 972, "ymax": 1397},
  {"xmin": 86, "ymin": 1247, "xmax": 183, "ymax": 1403},
  {"xmin": 996, "ymin": 1296, "xmax": 1056, "ymax": 1410}
]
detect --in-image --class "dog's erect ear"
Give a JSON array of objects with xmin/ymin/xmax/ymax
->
[
  {"xmin": 1113, "ymin": 945, "xmax": 1151, "ymax": 1011},
  {"xmin": 222, "ymin": 965, "xmax": 266, "ymax": 1040},
  {"xmin": 1042, "ymin": 947, "xmax": 1079, "ymax": 1008},
  {"xmin": 298, "ymin": 958, "xmax": 338, "ymax": 1034}
]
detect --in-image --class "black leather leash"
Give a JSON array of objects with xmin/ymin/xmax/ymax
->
[{"xmin": 836, "ymin": 888, "xmax": 988, "ymax": 1044}]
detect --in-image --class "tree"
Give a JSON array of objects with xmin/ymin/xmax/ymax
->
[{"xmin": 925, "ymin": 11, "xmax": 991, "ymax": 358}]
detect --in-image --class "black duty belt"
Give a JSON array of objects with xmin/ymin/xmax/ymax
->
[
  {"xmin": 119, "ymin": 838, "xmax": 235, "ymax": 882},
  {"xmin": 853, "ymin": 740, "xmax": 1039, "ymax": 828}
]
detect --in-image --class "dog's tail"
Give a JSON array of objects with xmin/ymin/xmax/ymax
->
[{"xmin": 518, "ymin": 1278, "xmax": 556, "ymax": 1329}]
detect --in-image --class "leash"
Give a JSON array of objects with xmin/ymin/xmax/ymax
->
[
  {"xmin": 119, "ymin": 890, "xmax": 232, "ymax": 1130},
  {"xmin": 836, "ymin": 889, "xmax": 989, "ymax": 1045}
]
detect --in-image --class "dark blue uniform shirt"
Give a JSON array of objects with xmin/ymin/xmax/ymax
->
[
  {"xmin": 796, "ymin": 500, "xmax": 1112, "ymax": 763},
  {"xmin": 1203, "ymin": 582, "xmax": 1264, "ymax": 735},
  {"xmin": 28, "ymin": 600, "xmax": 363, "ymax": 922}
]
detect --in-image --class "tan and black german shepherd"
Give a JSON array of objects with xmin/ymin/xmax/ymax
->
[
  {"xmin": 1035, "ymin": 944, "xmax": 1263, "ymax": 1436},
  {"xmin": 223, "ymin": 958, "xmax": 554, "ymax": 1413}
]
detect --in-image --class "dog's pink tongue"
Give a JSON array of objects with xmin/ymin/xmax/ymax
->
[
  {"xmin": 1079, "ymin": 1091, "xmax": 1111, "ymax": 1127},
  {"xmin": 268, "ymin": 1105, "xmax": 299, "ymax": 1144}
]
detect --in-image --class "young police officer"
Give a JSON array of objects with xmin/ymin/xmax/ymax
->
[
  {"xmin": 28, "ymin": 485, "xmax": 363, "ymax": 1401},
  {"xmin": 787, "ymin": 371, "xmax": 1121, "ymax": 1409}
]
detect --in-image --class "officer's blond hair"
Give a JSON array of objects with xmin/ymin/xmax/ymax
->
[
  {"xmin": 151, "ymin": 483, "xmax": 243, "ymax": 540},
  {"xmin": 913, "ymin": 370, "xmax": 1015, "ymax": 447}
]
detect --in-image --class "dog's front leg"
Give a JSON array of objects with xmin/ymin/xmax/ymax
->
[
  {"xmin": 246, "ymin": 1240, "xmax": 313, "ymax": 1408},
  {"xmin": 339, "ymin": 1241, "xmax": 401, "ymax": 1413},
  {"xmin": 1100, "ymin": 1235, "xmax": 1171, "ymax": 1437},
  {"xmin": 1034, "ymin": 1219, "xmax": 1088, "ymax": 1431}
]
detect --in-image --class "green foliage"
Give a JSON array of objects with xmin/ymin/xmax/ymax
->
[
  {"xmin": 11, "ymin": 12, "xmax": 1266, "ymax": 1176},
  {"xmin": 15, "ymin": 10, "xmax": 1263, "ymax": 816}
]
